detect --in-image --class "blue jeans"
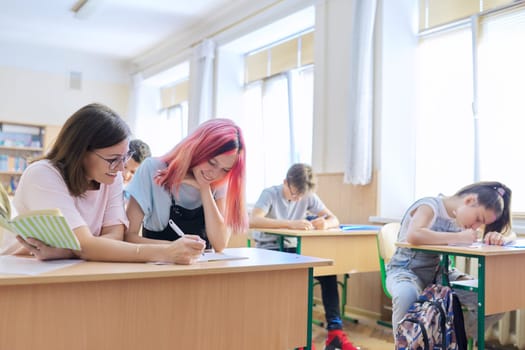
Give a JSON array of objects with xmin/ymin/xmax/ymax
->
[{"xmin": 386, "ymin": 267, "xmax": 502, "ymax": 340}]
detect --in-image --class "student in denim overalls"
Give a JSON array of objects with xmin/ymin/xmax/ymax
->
[
  {"xmin": 125, "ymin": 119, "xmax": 247, "ymax": 254},
  {"xmin": 386, "ymin": 181, "xmax": 514, "ymax": 341}
]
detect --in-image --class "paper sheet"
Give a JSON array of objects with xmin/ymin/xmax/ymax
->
[
  {"xmin": 0, "ymin": 255, "xmax": 82, "ymax": 275},
  {"xmin": 197, "ymin": 252, "xmax": 248, "ymax": 262}
]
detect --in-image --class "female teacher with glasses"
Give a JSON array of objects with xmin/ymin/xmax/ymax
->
[{"xmin": 12, "ymin": 103, "xmax": 205, "ymax": 263}]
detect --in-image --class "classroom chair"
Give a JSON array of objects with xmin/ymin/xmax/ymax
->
[{"xmin": 376, "ymin": 222, "xmax": 400, "ymax": 328}]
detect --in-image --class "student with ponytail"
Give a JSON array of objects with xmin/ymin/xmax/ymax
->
[{"xmin": 387, "ymin": 181, "xmax": 514, "ymax": 342}]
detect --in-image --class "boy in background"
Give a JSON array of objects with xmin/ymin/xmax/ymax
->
[
  {"xmin": 123, "ymin": 139, "xmax": 151, "ymax": 185},
  {"xmin": 250, "ymin": 163, "xmax": 358, "ymax": 350}
]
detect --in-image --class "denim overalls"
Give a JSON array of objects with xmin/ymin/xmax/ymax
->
[
  {"xmin": 142, "ymin": 194, "xmax": 210, "ymax": 249},
  {"xmin": 386, "ymin": 196, "xmax": 501, "ymax": 339}
]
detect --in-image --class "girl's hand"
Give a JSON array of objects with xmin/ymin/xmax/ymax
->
[
  {"xmin": 15, "ymin": 235, "xmax": 76, "ymax": 260},
  {"xmin": 457, "ymin": 229, "xmax": 478, "ymax": 244},
  {"xmin": 483, "ymin": 231, "xmax": 506, "ymax": 246},
  {"xmin": 192, "ymin": 167, "xmax": 213, "ymax": 189},
  {"xmin": 289, "ymin": 220, "xmax": 314, "ymax": 230},
  {"xmin": 165, "ymin": 235, "xmax": 206, "ymax": 265}
]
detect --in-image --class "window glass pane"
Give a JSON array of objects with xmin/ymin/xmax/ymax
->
[
  {"xmin": 290, "ymin": 66, "xmax": 314, "ymax": 164},
  {"xmin": 478, "ymin": 8, "xmax": 525, "ymax": 211},
  {"xmin": 483, "ymin": 0, "xmax": 514, "ymax": 11},
  {"xmin": 415, "ymin": 27, "xmax": 474, "ymax": 198},
  {"xmin": 135, "ymin": 103, "xmax": 187, "ymax": 157},
  {"xmin": 270, "ymin": 39, "xmax": 298, "ymax": 76},
  {"xmin": 242, "ymin": 82, "xmax": 265, "ymax": 203},
  {"xmin": 245, "ymin": 51, "xmax": 268, "ymax": 84},
  {"xmin": 261, "ymin": 75, "xmax": 292, "ymax": 183},
  {"xmin": 300, "ymin": 32, "xmax": 314, "ymax": 66},
  {"xmin": 426, "ymin": 0, "xmax": 479, "ymax": 28},
  {"xmin": 242, "ymin": 75, "xmax": 291, "ymax": 203}
]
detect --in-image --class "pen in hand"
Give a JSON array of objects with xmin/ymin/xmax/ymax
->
[
  {"xmin": 169, "ymin": 219, "xmax": 185, "ymax": 237},
  {"xmin": 169, "ymin": 219, "xmax": 205, "ymax": 255}
]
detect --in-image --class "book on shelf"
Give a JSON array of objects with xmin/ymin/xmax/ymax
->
[{"xmin": 0, "ymin": 208, "xmax": 80, "ymax": 251}]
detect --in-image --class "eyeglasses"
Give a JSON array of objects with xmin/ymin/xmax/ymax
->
[{"xmin": 93, "ymin": 150, "xmax": 135, "ymax": 170}]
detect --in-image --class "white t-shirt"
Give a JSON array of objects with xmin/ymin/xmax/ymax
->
[
  {"xmin": 13, "ymin": 160, "xmax": 128, "ymax": 236},
  {"xmin": 252, "ymin": 184, "xmax": 326, "ymax": 249}
]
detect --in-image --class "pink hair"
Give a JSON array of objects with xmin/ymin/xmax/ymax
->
[{"xmin": 154, "ymin": 118, "xmax": 247, "ymax": 234}]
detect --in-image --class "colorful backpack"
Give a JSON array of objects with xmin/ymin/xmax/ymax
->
[{"xmin": 395, "ymin": 284, "xmax": 468, "ymax": 350}]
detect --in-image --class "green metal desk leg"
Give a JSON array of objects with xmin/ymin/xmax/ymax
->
[
  {"xmin": 477, "ymin": 256, "xmax": 485, "ymax": 350},
  {"xmin": 341, "ymin": 275, "xmax": 358, "ymax": 323},
  {"xmin": 306, "ymin": 267, "xmax": 315, "ymax": 350}
]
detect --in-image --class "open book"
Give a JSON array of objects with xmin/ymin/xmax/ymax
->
[{"xmin": 0, "ymin": 208, "xmax": 80, "ymax": 251}]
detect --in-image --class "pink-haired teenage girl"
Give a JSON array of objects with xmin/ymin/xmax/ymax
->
[{"xmin": 125, "ymin": 118, "xmax": 247, "ymax": 252}]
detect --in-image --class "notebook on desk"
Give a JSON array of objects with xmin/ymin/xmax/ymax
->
[{"xmin": 339, "ymin": 224, "xmax": 381, "ymax": 231}]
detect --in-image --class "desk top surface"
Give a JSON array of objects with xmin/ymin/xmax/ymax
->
[
  {"xmin": 396, "ymin": 242, "xmax": 525, "ymax": 256},
  {"xmin": 249, "ymin": 227, "xmax": 379, "ymax": 237},
  {"xmin": 0, "ymin": 247, "xmax": 331, "ymax": 286}
]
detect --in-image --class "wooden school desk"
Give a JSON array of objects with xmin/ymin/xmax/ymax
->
[
  {"xmin": 0, "ymin": 248, "xmax": 331, "ymax": 350},
  {"xmin": 250, "ymin": 227, "xmax": 380, "ymax": 276},
  {"xmin": 396, "ymin": 242, "xmax": 525, "ymax": 350}
]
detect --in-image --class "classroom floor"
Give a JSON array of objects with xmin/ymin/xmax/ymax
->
[{"xmin": 311, "ymin": 308, "xmax": 394, "ymax": 350}]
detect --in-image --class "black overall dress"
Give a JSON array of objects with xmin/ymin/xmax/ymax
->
[{"xmin": 142, "ymin": 194, "xmax": 210, "ymax": 249}]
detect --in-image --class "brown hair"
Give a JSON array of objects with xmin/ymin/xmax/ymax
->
[
  {"xmin": 455, "ymin": 181, "xmax": 512, "ymax": 234},
  {"xmin": 45, "ymin": 103, "xmax": 131, "ymax": 196},
  {"xmin": 286, "ymin": 163, "xmax": 316, "ymax": 195}
]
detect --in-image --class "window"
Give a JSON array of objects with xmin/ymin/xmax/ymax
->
[
  {"xmin": 133, "ymin": 63, "xmax": 189, "ymax": 156},
  {"xmin": 477, "ymin": 8, "xmax": 525, "ymax": 211},
  {"xmin": 415, "ymin": 26, "xmax": 474, "ymax": 198},
  {"xmin": 242, "ymin": 32, "xmax": 314, "ymax": 203},
  {"xmin": 415, "ymin": 2, "xmax": 525, "ymax": 212}
]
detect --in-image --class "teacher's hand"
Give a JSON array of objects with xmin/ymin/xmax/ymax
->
[{"xmin": 15, "ymin": 235, "xmax": 76, "ymax": 260}]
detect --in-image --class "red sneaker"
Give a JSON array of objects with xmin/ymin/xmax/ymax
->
[{"xmin": 324, "ymin": 329, "xmax": 358, "ymax": 350}]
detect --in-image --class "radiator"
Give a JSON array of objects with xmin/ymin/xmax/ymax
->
[
  {"xmin": 485, "ymin": 309, "xmax": 525, "ymax": 349},
  {"xmin": 455, "ymin": 257, "xmax": 525, "ymax": 349}
]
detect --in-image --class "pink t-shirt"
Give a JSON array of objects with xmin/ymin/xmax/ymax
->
[{"xmin": 13, "ymin": 160, "xmax": 128, "ymax": 236}]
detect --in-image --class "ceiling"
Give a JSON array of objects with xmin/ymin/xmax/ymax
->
[{"xmin": 0, "ymin": 0, "xmax": 246, "ymax": 60}]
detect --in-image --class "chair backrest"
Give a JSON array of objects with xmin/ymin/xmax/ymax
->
[
  {"xmin": 376, "ymin": 222, "xmax": 400, "ymax": 299},
  {"xmin": 378, "ymin": 222, "xmax": 400, "ymax": 264}
]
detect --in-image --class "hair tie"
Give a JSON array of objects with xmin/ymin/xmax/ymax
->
[{"xmin": 495, "ymin": 187, "xmax": 505, "ymax": 197}]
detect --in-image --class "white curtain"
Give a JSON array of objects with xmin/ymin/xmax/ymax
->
[
  {"xmin": 242, "ymin": 75, "xmax": 291, "ymax": 203},
  {"xmin": 344, "ymin": 0, "xmax": 377, "ymax": 185},
  {"xmin": 188, "ymin": 39, "xmax": 215, "ymax": 132}
]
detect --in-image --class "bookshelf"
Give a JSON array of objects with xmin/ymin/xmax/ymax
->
[{"xmin": 0, "ymin": 122, "xmax": 45, "ymax": 194}]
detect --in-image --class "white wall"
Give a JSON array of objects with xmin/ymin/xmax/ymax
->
[{"xmin": 0, "ymin": 42, "xmax": 131, "ymax": 126}]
